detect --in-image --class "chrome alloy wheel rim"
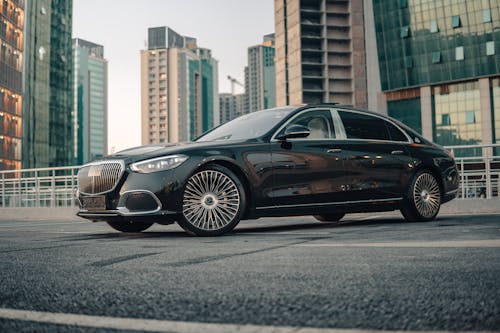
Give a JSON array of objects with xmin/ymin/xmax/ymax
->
[
  {"xmin": 413, "ymin": 173, "xmax": 441, "ymax": 218},
  {"xmin": 183, "ymin": 170, "xmax": 240, "ymax": 230}
]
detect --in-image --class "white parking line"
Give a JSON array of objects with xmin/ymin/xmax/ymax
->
[
  {"xmin": 0, "ymin": 308, "xmax": 495, "ymax": 333},
  {"xmin": 0, "ymin": 221, "xmax": 87, "ymax": 228},
  {"xmin": 294, "ymin": 239, "xmax": 500, "ymax": 248}
]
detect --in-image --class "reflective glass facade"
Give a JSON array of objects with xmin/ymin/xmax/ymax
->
[
  {"xmin": 388, "ymin": 97, "xmax": 422, "ymax": 133},
  {"xmin": 22, "ymin": 0, "xmax": 73, "ymax": 168},
  {"xmin": 73, "ymin": 38, "xmax": 108, "ymax": 165},
  {"xmin": 0, "ymin": 0, "xmax": 23, "ymax": 170},
  {"xmin": 374, "ymin": 0, "xmax": 500, "ymax": 91},
  {"xmin": 493, "ymin": 78, "xmax": 500, "ymax": 154},
  {"xmin": 434, "ymin": 81, "xmax": 481, "ymax": 147},
  {"xmin": 246, "ymin": 36, "xmax": 276, "ymax": 114}
]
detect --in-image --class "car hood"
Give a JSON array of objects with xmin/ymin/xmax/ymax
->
[{"xmin": 96, "ymin": 140, "xmax": 250, "ymax": 165}]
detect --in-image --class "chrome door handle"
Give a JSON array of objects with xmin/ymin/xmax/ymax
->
[
  {"xmin": 327, "ymin": 148, "xmax": 342, "ymax": 153},
  {"xmin": 391, "ymin": 150, "xmax": 404, "ymax": 155}
]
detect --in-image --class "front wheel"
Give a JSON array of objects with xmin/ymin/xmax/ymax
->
[
  {"xmin": 107, "ymin": 221, "xmax": 153, "ymax": 232},
  {"xmin": 177, "ymin": 165, "xmax": 246, "ymax": 236},
  {"xmin": 401, "ymin": 170, "xmax": 441, "ymax": 222}
]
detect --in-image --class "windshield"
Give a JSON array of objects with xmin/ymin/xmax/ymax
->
[{"xmin": 196, "ymin": 107, "xmax": 296, "ymax": 142}]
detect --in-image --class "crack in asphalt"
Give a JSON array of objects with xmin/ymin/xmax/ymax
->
[
  {"xmin": 0, "ymin": 244, "xmax": 79, "ymax": 254},
  {"xmin": 90, "ymin": 252, "xmax": 162, "ymax": 267},
  {"xmin": 163, "ymin": 237, "xmax": 330, "ymax": 268}
]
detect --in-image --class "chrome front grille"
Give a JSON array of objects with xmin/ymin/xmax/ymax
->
[{"xmin": 77, "ymin": 160, "xmax": 125, "ymax": 195}]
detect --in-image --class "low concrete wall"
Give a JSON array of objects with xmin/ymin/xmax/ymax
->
[
  {"xmin": 0, "ymin": 199, "xmax": 498, "ymax": 222},
  {"xmin": 440, "ymin": 198, "xmax": 500, "ymax": 214}
]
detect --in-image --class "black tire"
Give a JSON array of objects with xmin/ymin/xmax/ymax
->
[
  {"xmin": 313, "ymin": 213, "xmax": 345, "ymax": 222},
  {"xmin": 401, "ymin": 170, "xmax": 441, "ymax": 222},
  {"xmin": 177, "ymin": 164, "xmax": 246, "ymax": 236},
  {"xmin": 106, "ymin": 221, "xmax": 153, "ymax": 232}
]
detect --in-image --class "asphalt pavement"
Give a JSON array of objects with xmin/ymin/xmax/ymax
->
[{"xmin": 0, "ymin": 211, "xmax": 499, "ymax": 332}]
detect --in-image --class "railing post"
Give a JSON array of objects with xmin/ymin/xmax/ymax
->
[
  {"xmin": 1, "ymin": 173, "xmax": 4, "ymax": 208},
  {"xmin": 460, "ymin": 159, "xmax": 464, "ymax": 199},
  {"xmin": 485, "ymin": 156, "xmax": 492, "ymax": 199},
  {"xmin": 51, "ymin": 169, "xmax": 56, "ymax": 208},
  {"xmin": 71, "ymin": 168, "xmax": 75, "ymax": 208},
  {"xmin": 35, "ymin": 170, "xmax": 39, "ymax": 208},
  {"xmin": 18, "ymin": 172, "xmax": 21, "ymax": 207}
]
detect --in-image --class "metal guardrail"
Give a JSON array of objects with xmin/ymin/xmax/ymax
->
[
  {"xmin": 0, "ymin": 166, "xmax": 79, "ymax": 208},
  {"xmin": 0, "ymin": 144, "xmax": 499, "ymax": 208},
  {"xmin": 446, "ymin": 143, "xmax": 500, "ymax": 200}
]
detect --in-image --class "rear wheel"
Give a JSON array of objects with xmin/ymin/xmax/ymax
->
[
  {"xmin": 177, "ymin": 165, "xmax": 246, "ymax": 236},
  {"xmin": 313, "ymin": 213, "xmax": 345, "ymax": 222},
  {"xmin": 401, "ymin": 170, "xmax": 441, "ymax": 222},
  {"xmin": 106, "ymin": 221, "xmax": 153, "ymax": 233}
]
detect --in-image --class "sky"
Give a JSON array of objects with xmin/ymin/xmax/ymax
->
[{"xmin": 73, "ymin": 0, "xmax": 275, "ymax": 153}]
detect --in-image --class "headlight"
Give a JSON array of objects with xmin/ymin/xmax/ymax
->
[{"xmin": 130, "ymin": 155, "xmax": 188, "ymax": 173}]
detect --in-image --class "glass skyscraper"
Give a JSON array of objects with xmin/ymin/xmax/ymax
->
[
  {"xmin": 22, "ymin": 0, "xmax": 73, "ymax": 168},
  {"xmin": 372, "ymin": 0, "xmax": 500, "ymax": 153},
  {"xmin": 73, "ymin": 38, "xmax": 108, "ymax": 165},
  {"xmin": 246, "ymin": 34, "xmax": 276, "ymax": 114},
  {"xmin": 0, "ymin": 0, "xmax": 24, "ymax": 170}
]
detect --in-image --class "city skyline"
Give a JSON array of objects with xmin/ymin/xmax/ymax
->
[{"xmin": 73, "ymin": 0, "xmax": 274, "ymax": 153}]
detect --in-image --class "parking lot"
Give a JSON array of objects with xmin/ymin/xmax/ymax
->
[{"xmin": 0, "ymin": 211, "xmax": 499, "ymax": 332}]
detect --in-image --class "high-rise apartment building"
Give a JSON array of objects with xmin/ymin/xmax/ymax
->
[
  {"xmin": 246, "ymin": 33, "xmax": 276, "ymax": 113},
  {"xmin": 219, "ymin": 93, "xmax": 245, "ymax": 124},
  {"xmin": 372, "ymin": 0, "xmax": 500, "ymax": 153},
  {"xmin": 22, "ymin": 0, "xmax": 73, "ymax": 168},
  {"xmin": 274, "ymin": 0, "xmax": 367, "ymax": 107},
  {"xmin": 73, "ymin": 38, "xmax": 108, "ymax": 164},
  {"xmin": 141, "ymin": 27, "xmax": 218, "ymax": 144},
  {"xmin": 0, "ymin": 0, "xmax": 23, "ymax": 170}
]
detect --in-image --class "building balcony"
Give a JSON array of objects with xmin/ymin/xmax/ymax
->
[{"xmin": 301, "ymin": 33, "xmax": 323, "ymax": 40}]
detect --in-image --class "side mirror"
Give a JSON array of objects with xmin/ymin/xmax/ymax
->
[{"xmin": 276, "ymin": 124, "xmax": 310, "ymax": 141}]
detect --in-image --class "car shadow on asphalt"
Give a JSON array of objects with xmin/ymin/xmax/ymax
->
[{"xmin": 57, "ymin": 215, "xmax": 459, "ymax": 241}]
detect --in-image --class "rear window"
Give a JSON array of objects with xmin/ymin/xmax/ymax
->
[
  {"xmin": 338, "ymin": 111, "xmax": 389, "ymax": 141},
  {"xmin": 385, "ymin": 121, "xmax": 408, "ymax": 142}
]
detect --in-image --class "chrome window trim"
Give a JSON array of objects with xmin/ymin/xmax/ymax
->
[
  {"xmin": 271, "ymin": 108, "xmax": 414, "ymax": 144},
  {"xmin": 255, "ymin": 197, "xmax": 403, "ymax": 210}
]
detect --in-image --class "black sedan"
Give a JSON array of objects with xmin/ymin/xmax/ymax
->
[{"xmin": 77, "ymin": 104, "xmax": 459, "ymax": 236}]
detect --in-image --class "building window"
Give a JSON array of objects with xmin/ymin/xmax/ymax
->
[
  {"xmin": 441, "ymin": 114, "xmax": 451, "ymax": 126},
  {"xmin": 483, "ymin": 9, "xmax": 492, "ymax": 23},
  {"xmin": 405, "ymin": 56, "xmax": 413, "ymax": 68},
  {"xmin": 486, "ymin": 41, "xmax": 495, "ymax": 56},
  {"xmin": 432, "ymin": 51, "xmax": 441, "ymax": 64},
  {"xmin": 430, "ymin": 20, "xmax": 439, "ymax": 33},
  {"xmin": 465, "ymin": 111, "xmax": 475, "ymax": 124},
  {"xmin": 452, "ymin": 15, "xmax": 461, "ymax": 28},
  {"xmin": 399, "ymin": 0, "xmax": 407, "ymax": 8},
  {"xmin": 401, "ymin": 26, "xmax": 410, "ymax": 38},
  {"xmin": 455, "ymin": 46, "xmax": 464, "ymax": 61}
]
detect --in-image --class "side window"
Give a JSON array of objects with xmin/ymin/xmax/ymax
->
[
  {"xmin": 385, "ymin": 121, "xmax": 408, "ymax": 142},
  {"xmin": 278, "ymin": 109, "xmax": 335, "ymax": 140},
  {"xmin": 338, "ymin": 111, "xmax": 390, "ymax": 141}
]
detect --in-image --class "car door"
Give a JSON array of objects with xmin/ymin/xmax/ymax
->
[
  {"xmin": 334, "ymin": 110, "xmax": 414, "ymax": 201},
  {"xmin": 269, "ymin": 108, "xmax": 347, "ymax": 207}
]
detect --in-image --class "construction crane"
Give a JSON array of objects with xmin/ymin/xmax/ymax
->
[{"xmin": 227, "ymin": 75, "xmax": 244, "ymax": 95}]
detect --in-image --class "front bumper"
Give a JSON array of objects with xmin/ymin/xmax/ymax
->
[{"xmin": 77, "ymin": 165, "xmax": 187, "ymax": 222}]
